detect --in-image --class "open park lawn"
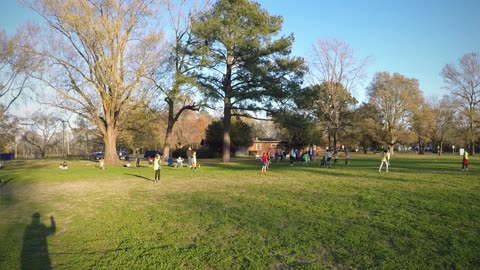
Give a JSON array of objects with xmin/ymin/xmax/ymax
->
[{"xmin": 1, "ymin": 153, "xmax": 479, "ymax": 269}]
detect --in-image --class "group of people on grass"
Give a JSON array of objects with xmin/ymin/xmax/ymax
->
[
  {"xmin": 88, "ymin": 145, "xmax": 472, "ymax": 181},
  {"xmin": 261, "ymin": 147, "xmax": 471, "ymax": 174}
]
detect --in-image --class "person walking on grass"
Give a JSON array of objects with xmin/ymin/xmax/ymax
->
[
  {"xmin": 153, "ymin": 153, "xmax": 161, "ymax": 182},
  {"xmin": 462, "ymin": 150, "xmax": 469, "ymax": 172},
  {"xmin": 379, "ymin": 149, "xmax": 389, "ymax": 172},
  {"xmin": 261, "ymin": 153, "xmax": 267, "ymax": 174},
  {"xmin": 345, "ymin": 150, "xmax": 350, "ymax": 165}
]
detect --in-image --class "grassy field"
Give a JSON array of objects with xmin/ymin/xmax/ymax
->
[{"xmin": 1, "ymin": 153, "xmax": 479, "ymax": 269}]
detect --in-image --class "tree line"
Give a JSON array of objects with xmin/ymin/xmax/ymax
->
[{"xmin": 1, "ymin": 0, "xmax": 479, "ymax": 164}]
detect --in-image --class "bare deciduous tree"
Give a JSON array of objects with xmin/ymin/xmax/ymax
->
[
  {"xmin": 441, "ymin": 52, "xmax": 480, "ymax": 155},
  {"xmin": 429, "ymin": 96, "xmax": 457, "ymax": 155},
  {"xmin": 148, "ymin": 0, "xmax": 209, "ymax": 161},
  {"xmin": 307, "ymin": 38, "xmax": 370, "ymax": 149},
  {"xmin": 0, "ymin": 30, "xmax": 35, "ymax": 112},
  {"xmin": 0, "ymin": 105, "xmax": 18, "ymax": 152},
  {"xmin": 21, "ymin": 112, "xmax": 61, "ymax": 159},
  {"xmin": 23, "ymin": 0, "xmax": 164, "ymax": 164}
]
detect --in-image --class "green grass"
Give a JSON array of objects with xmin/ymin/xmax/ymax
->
[{"xmin": 1, "ymin": 153, "xmax": 479, "ymax": 269}]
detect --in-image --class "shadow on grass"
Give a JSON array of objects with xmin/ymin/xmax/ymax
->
[
  {"xmin": 0, "ymin": 178, "xmax": 14, "ymax": 205},
  {"xmin": 22, "ymin": 212, "xmax": 56, "ymax": 270},
  {"xmin": 0, "ymin": 177, "xmax": 13, "ymax": 188},
  {"xmin": 123, "ymin": 173, "xmax": 154, "ymax": 182}
]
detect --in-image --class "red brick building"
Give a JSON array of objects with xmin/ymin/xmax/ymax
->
[{"xmin": 247, "ymin": 138, "xmax": 287, "ymax": 156}]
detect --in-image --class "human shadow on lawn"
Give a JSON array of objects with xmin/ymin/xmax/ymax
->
[
  {"xmin": 123, "ymin": 173, "xmax": 154, "ymax": 182},
  {"xmin": 0, "ymin": 178, "xmax": 14, "ymax": 205},
  {"xmin": 22, "ymin": 212, "xmax": 56, "ymax": 270}
]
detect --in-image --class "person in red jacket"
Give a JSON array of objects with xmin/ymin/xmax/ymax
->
[{"xmin": 261, "ymin": 153, "xmax": 267, "ymax": 174}]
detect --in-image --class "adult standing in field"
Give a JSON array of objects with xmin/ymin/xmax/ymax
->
[
  {"xmin": 261, "ymin": 153, "xmax": 267, "ymax": 174},
  {"xmin": 191, "ymin": 151, "xmax": 197, "ymax": 171},
  {"xmin": 153, "ymin": 153, "xmax": 161, "ymax": 183},
  {"xmin": 325, "ymin": 150, "xmax": 332, "ymax": 168},
  {"xmin": 462, "ymin": 150, "xmax": 469, "ymax": 172},
  {"xmin": 135, "ymin": 148, "xmax": 141, "ymax": 168},
  {"xmin": 186, "ymin": 147, "xmax": 193, "ymax": 168},
  {"xmin": 289, "ymin": 149, "xmax": 295, "ymax": 166},
  {"xmin": 345, "ymin": 150, "xmax": 350, "ymax": 165},
  {"xmin": 379, "ymin": 149, "xmax": 389, "ymax": 172}
]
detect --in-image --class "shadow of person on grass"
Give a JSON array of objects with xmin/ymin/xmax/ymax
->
[
  {"xmin": 21, "ymin": 212, "xmax": 56, "ymax": 270},
  {"xmin": 123, "ymin": 173, "xmax": 154, "ymax": 182}
]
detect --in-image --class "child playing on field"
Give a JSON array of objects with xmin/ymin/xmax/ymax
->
[
  {"xmin": 261, "ymin": 153, "xmax": 267, "ymax": 174},
  {"xmin": 176, "ymin": 156, "xmax": 184, "ymax": 168},
  {"xmin": 462, "ymin": 150, "xmax": 469, "ymax": 172}
]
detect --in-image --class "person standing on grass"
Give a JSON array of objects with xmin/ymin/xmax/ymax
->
[
  {"xmin": 261, "ymin": 153, "xmax": 267, "ymax": 174},
  {"xmin": 153, "ymin": 153, "xmax": 161, "ymax": 182},
  {"xmin": 303, "ymin": 151, "xmax": 310, "ymax": 166},
  {"xmin": 135, "ymin": 148, "xmax": 141, "ymax": 168},
  {"xmin": 191, "ymin": 151, "xmax": 197, "ymax": 170},
  {"xmin": 186, "ymin": 147, "xmax": 193, "ymax": 168},
  {"xmin": 325, "ymin": 150, "xmax": 332, "ymax": 168},
  {"xmin": 289, "ymin": 149, "xmax": 295, "ymax": 166},
  {"xmin": 345, "ymin": 150, "xmax": 350, "ymax": 165},
  {"xmin": 379, "ymin": 149, "xmax": 389, "ymax": 172},
  {"xmin": 462, "ymin": 150, "xmax": 469, "ymax": 172}
]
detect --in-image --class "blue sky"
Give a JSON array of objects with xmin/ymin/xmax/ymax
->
[
  {"xmin": 1, "ymin": 0, "xmax": 479, "ymax": 103},
  {"xmin": 255, "ymin": 0, "xmax": 480, "ymax": 101}
]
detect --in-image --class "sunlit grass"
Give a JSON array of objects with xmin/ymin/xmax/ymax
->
[{"xmin": 1, "ymin": 153, "xmax": 479, "ymax": 269}]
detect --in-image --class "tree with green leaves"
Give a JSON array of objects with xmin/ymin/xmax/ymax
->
[
  {"xmin": 367, "ymin": 72, "xmax": 423, "ymax": 155},
  {"xmin": 308, "ymin": 82, "xmax": 357, "ymax": 149},
  {"xmin": 348, "ymin": 102, "xmax": 382, "ymax": 153},
  {"xmin": 149, "ymin": 0, "xmax": 210, "ymax": 161},
  {"xmin": 189, "ymin": 0, "xmax": 305, "ymax": 162},
  {"xmin": 205, "ymin": 118, "xmax": 253, "ymax": 154}
]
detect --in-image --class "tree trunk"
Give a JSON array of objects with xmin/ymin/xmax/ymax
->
[
  {"xmin": 163, "ymin": 100, "xmax": 175, "ymax": 162},
  {"xmin": 471, "ymin": 139, "xmax": 476, "ymax": 156},
  {"xmin": 222, "ymin": 104, "xmax": 232, "ymax": 162},
  {"xmin": 388, "ymin": 144, "xmax": 395, "ymax": 156},
  {"xmin": 103, "ymin": 127, "xmax": 119, "ymax": 165},
  {"xmin": 333, "ymin": 129, "xmax": 337, "ymax": 151}
]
